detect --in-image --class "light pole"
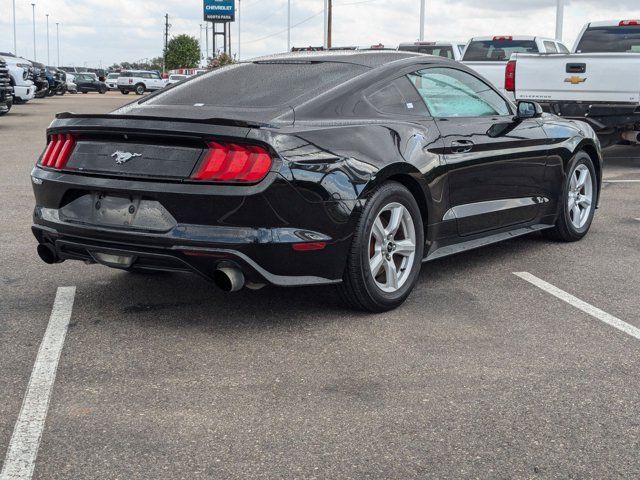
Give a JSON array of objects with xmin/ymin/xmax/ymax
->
[
  {"xmin": 323, "ymin": 0, "xmax": 328, "ymax": 48},
  {"xmin": 419, "ymin": 0, "xmax": 425, "ymax": 41},
  {"xmin": 56, "ymin": 22, "xmax": 60, "ymax": 66},
  {"xmin": 238, "ymin": 0, "xmax": 241, "ymax": 60},
  {"xmin": 287, "ymin": 0, "xmax": 291, "ymax": 52},
  {"xmin": 555, "ymin": 0, "xmax": 565, "ymax": 41},
  {"xmin": 12, "ymin": 0, "xmax": 17, "ymax": 55},
  {"xmin": 46, "ymin": 14, "xmax": 50, "ymax": 65},
  {"xmin": 31, "ymin": 3, "xmax": 36, "ymax": 60}
]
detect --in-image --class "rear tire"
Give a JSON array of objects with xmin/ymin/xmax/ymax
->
[
  {"xmin": 120, "ymin": 89, "xmax": 129, "ymax": 95},
  {"xmin": 544, "ymin": 151, "xmax": 597, "ymax": 242},
  {"xmin": 337, "ymin": 181, "xmax": 424, "ymax": 312}
]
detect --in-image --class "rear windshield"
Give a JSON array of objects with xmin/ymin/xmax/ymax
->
[
  {"xmin": 576, "ymin": 26, "xmax": 640, "ymax": 53},
  {"xmin": 398, "ymin": 45, "xmax": 456, "ymax": 59},
  {"xmin": 463, "ymin": 40, "xmax": 539, "ymax": 61},
  {"xmin": 145, "ymin": 61, "xmax": 369, "ymax": 108}
]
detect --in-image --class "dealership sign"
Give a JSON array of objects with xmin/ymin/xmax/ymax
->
[{"xmin": 204, "ymin": 0, "xmax": 235, "ymax": 22}]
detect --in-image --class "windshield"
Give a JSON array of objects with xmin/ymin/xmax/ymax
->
[
  {"xmin": 576, "ymin": 26, "xmax": 640, "ymax": 53},
  {"xmin": 145, "ymin": 61, "xmax": 369, "ymax": 108},
  {"xmin": 463, "ymin": 40, "xmax": 538, "ymax": 61},
  {"xmin": 398, "ymin": 45, "xmax": 456, "ymax": 59}
]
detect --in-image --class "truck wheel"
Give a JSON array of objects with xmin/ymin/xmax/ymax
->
[
  {"xmin": 337, "ymin": 182, "xmax": 424, "ymax": 312},
  {"xmin": 120, "ymin": 89, "xmax": 129, "ymax": 95},
  {"xmin": 543, "ymin": 151, "xmax": 597, "ymax": 242},
  {"xmin": 134, "ymin": 83, "xmax": 145, "ymax": 95}
]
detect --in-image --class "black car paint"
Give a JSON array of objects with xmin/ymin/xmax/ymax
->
[{"xmin": 31, "ymin": 52, "xmax": 603, "ymax": 287}]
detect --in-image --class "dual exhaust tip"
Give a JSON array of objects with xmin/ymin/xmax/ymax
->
[{"xmin": 37, "ymin": 243, "xmax": 248, "ymax": 293}]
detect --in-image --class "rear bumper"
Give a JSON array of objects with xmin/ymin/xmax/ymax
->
[
  {"xmin": 30, "ymin": 167, "xmax": 356, "ymax": 287},
  {"xmin": 538, "ymin": 101, "xmax": 640, "ymax": 133}
]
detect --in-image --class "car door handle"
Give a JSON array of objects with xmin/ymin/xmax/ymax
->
[{"xmin": 451, "ymin": 140, "xmax": 474, "ymax": 153}]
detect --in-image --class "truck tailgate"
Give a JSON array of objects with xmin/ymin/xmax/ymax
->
[
  {"xmin": 514, "ymin": 53, "xmax": 640, "ymax": 103},
  {"xmin": 461, "ymin": 61, "xmax": 508, "ymax": 94}
]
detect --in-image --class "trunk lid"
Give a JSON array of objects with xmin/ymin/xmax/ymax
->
[{"xmin": 46, "ymin": 114, "xmax": 254, "ymax": 181}]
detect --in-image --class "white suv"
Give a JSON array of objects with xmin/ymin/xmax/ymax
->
[{"xmin": 117, "ymin": 70, "xmax": 166, "ymax": 95}]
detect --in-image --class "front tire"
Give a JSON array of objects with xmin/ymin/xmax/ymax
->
[
  {"xmin": 134, "ymin": 83, "xmax": 145, "ymax": 95},
  {"xmin": 338, "ymin": 182, "xmax": 424, "ymax": 312},
  {"xmin": 544, "ymin": 151, "xmax": 597, "ymax": 242},
  {"xmin": 120, "ymin": 89, "xmax": 129, "ymax": 95}
]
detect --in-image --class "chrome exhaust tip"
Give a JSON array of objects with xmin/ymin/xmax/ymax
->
[
  {"xmin": 213, "ymin": 267, "xmax": 245, "ymax": 293},
  {"xmin": 37, "ymin": 243, "xmax": 61, "ymax": 265}
]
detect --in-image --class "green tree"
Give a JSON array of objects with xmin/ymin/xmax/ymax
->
[{"xmin": 165, "ymin": 34, "xmax": 200, "ymax": 70}]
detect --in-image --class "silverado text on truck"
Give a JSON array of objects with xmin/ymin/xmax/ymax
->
[
  {"xmin": 510, "ymin": 20, "xmax": 640, "ymax": 147},
  {"xmin": 462, "ymin": 36, "xmax": 569, "ymax": 100}
]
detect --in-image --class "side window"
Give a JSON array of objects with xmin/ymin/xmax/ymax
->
[
  {"xmin": 544, "ymin": 41, "xmax": 558, "ymax": 53},
  {"xmin": 557, "ymin": 43, "xmax": 570, "ymax": 54},
  {"xmin": 366, "ymin": 77, "xmax": 429, "ymax": 116},
  {"xmin": 150, "ymin": 73, "xmax": 160, "ymax": 79},
  {"xmin": 407, "ymin": 67, "xmax": 511, "ymax": 118}
]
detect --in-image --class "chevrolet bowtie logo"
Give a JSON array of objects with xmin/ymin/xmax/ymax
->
[{"xmin": 565, "ymin": 76, "xmax": 587, "ymax": 85}]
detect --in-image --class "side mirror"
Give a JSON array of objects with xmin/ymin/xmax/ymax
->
[{"xmin": 517, "ymin": 101, "xmax": 543, "ymax": 119}]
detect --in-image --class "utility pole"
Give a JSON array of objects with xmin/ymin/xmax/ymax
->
[
  {"xmin": 327, "ymin": 0, "xmax": 332, "ymax": 49},
  {"xmin": 238, "ymin": 0, "xmax": 241, "ymax": 60},
  {"xmin": 46, "ymin": 14, "xmax": 50, "ymax": 65},
  {"xmin": 419, "ymin": 0, "xmax": 425, "ymax": 41},
  {"xmin": 555, "ymin": 0, "xmax": 565, "ymax": 41},
  {"xmin": 163, "ymin": 13, "xmax": 169, "ymax": 73},
  {"xmin": 31, "ymin": 3, "xmax": 36, "ymax": 60},
  {"xmin": 205, "ymin": 22, "xmax": 209, "ymax": 60},
  {"xmin": 287, "ymin": 0, "xmax": 291, "ymax": 52},
  {"xmin": 323, "ymin": 0, "xmax": 328, "ymax": 48},
  {"xmin": 56, "ymin": 23, "xmax": 60, "ymax": 66},
  {"xmin": 200, "ymin": 24, "xmax": 203, "ymax": 62},
  {"xmin": 12, "ymin": 0, "xmax": 17, "ymax": 55}
]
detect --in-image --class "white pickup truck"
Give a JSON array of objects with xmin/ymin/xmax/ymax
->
[
  {"xmin": 461, "ymin": 36, "xmax": 569, "ymax": 100},
  {"xmin": 398, "ymin": 41, "xmax": 467, "ymax": 61},
  {"xmin": 511, "ymin": 20, "xmax": 640, "ymax": 147},
  {"xmin": 0, "ymin": 52, "xmax": 36, "ymax": 103}
]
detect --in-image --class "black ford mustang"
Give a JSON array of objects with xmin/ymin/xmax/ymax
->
[{"xmin": 31, "ymin": 52, "xmax": 602, "ymax": 311}]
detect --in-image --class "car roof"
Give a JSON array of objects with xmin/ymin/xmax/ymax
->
[{"xmin": 248, "ymin": 50, "xmax": 423, "ymax": 68}]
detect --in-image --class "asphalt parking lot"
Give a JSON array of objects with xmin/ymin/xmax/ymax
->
[{"xmin": 1, "ymin": 93, "xmax": 639, "ymax": 479}]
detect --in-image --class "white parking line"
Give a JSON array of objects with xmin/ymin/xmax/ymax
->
[
  {"xmin": 0, "ymin": 287, "xmax": 76, "ymax": 480},
  {"xmin": 603, "ymin": 179, "xmax": 640, "ymax": 183},
  {"xmin": 514, "ymin": 272, "xmax": 640, "ymax": 341}
]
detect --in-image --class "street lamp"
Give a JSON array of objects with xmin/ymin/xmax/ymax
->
[
  {"xmin": 12, "ymin": 0, "xmax": 17, "ymax": 55},
  {"xmin": 287, "ymin": 0, "xmax": 290, "ymax": 52},
  {"xmin": 46, "ymin": 14, "xmax": 50, "ymax": 65},
  {"xmin": 556, "ymin": 0, "xmax": 565, "ymax": 41},
  {"xmin": 419, "ymin": 0, "xmax": 425, "ymax": 41},
  {"xmin": 238, "ymin": 0, "xmax": 242, "ymax": 60},
  {"xmin": 31, "ymin": 3, "xmax": 36, "ymax": 60},
  {"xmin": 56, "ymin": 23, "xmax": 60, "ymax": 66}
]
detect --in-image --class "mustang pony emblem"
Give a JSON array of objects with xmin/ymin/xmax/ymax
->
[
  {"xmin": 112, "ymin": 151, "xmax": 142, "ymax": 164},
  {"xmin": 564, "ymin": 76, "xmax": 587, "ymax": 85}
]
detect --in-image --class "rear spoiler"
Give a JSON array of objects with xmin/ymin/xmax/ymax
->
[{"xmin": 54, "ymin": 112, "xmax": 269, "ymax": 129}]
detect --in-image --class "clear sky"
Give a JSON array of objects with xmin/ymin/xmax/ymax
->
[{"xmin": 1, "ymin": 0, "xmax": 638, "ymax": 67}]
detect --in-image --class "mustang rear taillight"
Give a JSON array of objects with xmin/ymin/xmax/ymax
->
[
  {"xmin": 191, "ymin": 142, "xmax": 272, "ymax": 183},
  {"xmin": 40, "ymin": 133, "xmax": 75, "ymax": 169}
]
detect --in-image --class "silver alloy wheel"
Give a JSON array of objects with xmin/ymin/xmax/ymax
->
[
  {"xmin": 368, "ymin": 202, "xmax": 417, "ymax": 293},
  {"xmin": 568, "ymin": 163, "xmax": 593, "ymax": 229}
]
